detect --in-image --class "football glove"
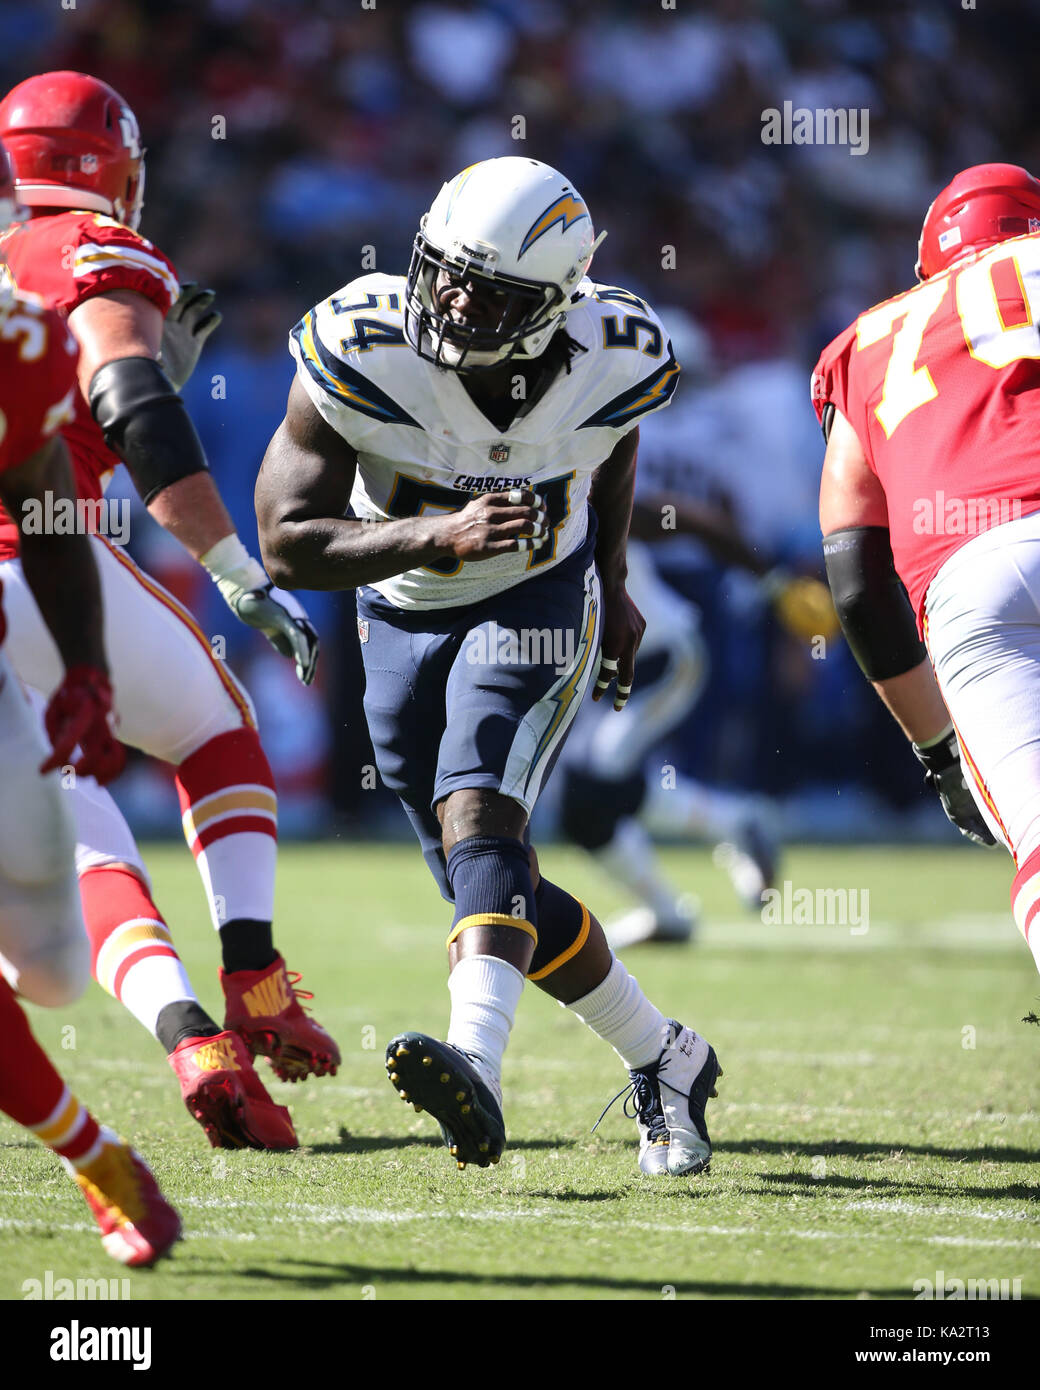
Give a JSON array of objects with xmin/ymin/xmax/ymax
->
[
  {"xmin": 201, "ymin": 536, "xmax": 320, "ymax": 685},
  {"xmin": 41, "ymin": 665, "xmax": 126, "ymax": 786},
  {"xmin": 160, "ymin": 282, "xmax": 222, "ymax": 391},
  {"xmin": 762, "ymin": 569, "xmax": 840, "ymax": 643},
  {"xmin": 912, "ymin": 727, "xmax": 997, "ymax": 847}
]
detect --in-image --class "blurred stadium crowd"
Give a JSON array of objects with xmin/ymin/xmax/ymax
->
[{"xmin": 1, "ymin": 0, "xmax": 1035, "ymax": 842}]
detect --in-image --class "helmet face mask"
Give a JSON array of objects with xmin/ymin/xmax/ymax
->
[
  {"xmin": 0, "ymin": 140, "xmax": 26, "ymax": 232},
  {"xmin": 405, "ymin": 229, "xmax": 564, "ymax": 372},
  {"xmin": 403, "ymin": 157, "xmax": 603, "ymax": 374}
]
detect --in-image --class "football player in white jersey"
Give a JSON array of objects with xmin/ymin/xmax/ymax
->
[{"xmin": 256, "ymin": 158, "xmax": 722, "ymax": 1177}]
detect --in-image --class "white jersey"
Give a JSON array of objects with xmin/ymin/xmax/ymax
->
[{"xmin": 290, "ymin": 273, "xmax": 680, "ymax": 609}]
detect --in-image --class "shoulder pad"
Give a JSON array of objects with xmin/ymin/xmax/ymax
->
[
  {"xmin": 290, "ymin": 274, "xmax": 422, "ymax": 436},
  {"xmin": 567, "ymin": 283, "xmax": 680, "ymax": 430}
]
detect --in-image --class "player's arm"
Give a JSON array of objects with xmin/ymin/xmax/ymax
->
[
  {"xmin": 820, "ymin": 407, "xmax": 994, "ymax": 845},
  {"xmin": 588, "ymin": 427, "xmax": 644, "ymax": 710},
  {"xmin": 629, "ymin": 492, "xmax": 767, "ymax": 574},
  {"xmin": 67, "ymin": 290, "xmax": 236, "ymax": 553},
  {"xmin": 256, "ymin": 377, "xmax": 547, "ymax": 590},
  {"xmin": 67, "ymin": 289, "xmax": 319, "ymax": 684},
  {"xmin": 0, "ymin": 436, "xmax": 123, "ymax": 782}
]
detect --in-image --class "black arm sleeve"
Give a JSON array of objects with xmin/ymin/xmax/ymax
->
[
  {"xmin": 823, "ymin": 526, "xmax": 927, "ymax": 681},
  {"xmin": 88, "ymin": 356, "xmax": 208, "ymax": 505}
]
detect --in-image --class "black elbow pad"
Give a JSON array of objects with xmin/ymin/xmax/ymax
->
[
  {"xmin": 823, "ymin": 526, "xmax": 927, "ymax": 680},
  {"xmin": 88, "ymin": 356, "xmax": 208, "ymax": 505}
]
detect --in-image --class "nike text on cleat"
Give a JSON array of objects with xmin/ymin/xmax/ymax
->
[
  {"xmin": 70, "ymin": 1127, "xmax": 181, "ymax": 1268},
  {"xmin": 169, "ymin": 1030, "xmax": 298, "ymax": 1150},
  {"xmin": 384, "ymin": 1033, "xmax": 506, "ymax": 1169},
  {"xmin": 221, "ymin": 952, "xmax": 340, "ymax": 1082},
  {"xmin": 656, "ymin": 1020, "xmax": 722, "ymax": 1176}
]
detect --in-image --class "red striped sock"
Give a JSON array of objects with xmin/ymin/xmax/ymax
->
[
  {"xmin": 80, "ymin": 866, "xmax": 195, "ymax": 1038},
  {"xmin": 0, "ymin": 978, "xmax": 102, "ymax": 1169},
  {"xmin": 1011, "ymin": 847, "xmax": 1040, "ymax": 974},
  {"xmin": 176, "ymin": 728, "xmax": 278, "ymax": 928}
]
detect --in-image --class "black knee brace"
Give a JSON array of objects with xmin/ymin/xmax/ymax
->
[{"xmin": 527, "ymin": 877, "xmax": 590, "ymax": 979}]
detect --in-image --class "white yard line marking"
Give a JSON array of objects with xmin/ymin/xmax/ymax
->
[
  {"xmin": 847, "ymin": 1199, "xmax": 1037, "ymax": 1225},
  {"xmin": 3, "ymin": 1209, "xmax": 1037, "ymax": 1252}
]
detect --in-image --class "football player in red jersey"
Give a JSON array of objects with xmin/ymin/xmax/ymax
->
[
  {"xmin": 813, "ymin": 163, "xmax": 1040, "ymax": 987},
  {"xmin": 0, "ymin": 142, "xmax": 180, "ymax": 1266},
  {"xmin": 0, "ymin": 71, "xmax": 339, "ymax": 1148}
]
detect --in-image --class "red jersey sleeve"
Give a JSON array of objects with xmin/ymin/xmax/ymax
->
[
  {"xmin": 0, "ymin": 211, "xmax": 179, "ymax": 318},
  {"xmin": 811, "ymin": 322, "xmax": 857, "ymax": 430},
  {"xmin": 0, "ymin": 293, "xmax": 79, "ymax": 477}
]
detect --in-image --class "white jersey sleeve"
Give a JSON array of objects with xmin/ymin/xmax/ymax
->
[{"xmin": 288, "ymin": 274, "xmax": 681, "ymax": 610}]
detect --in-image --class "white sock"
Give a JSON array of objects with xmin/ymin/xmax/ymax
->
[
  {"xmin": 566, "ymin": 955, "xmax": 668, "ymax": 1071},
  {"xmin": 446, "ymin": 954, "xmax": 524, "ymax": 1100},
  {"xmin": 594, "ymin": 820, "xmax": 684, "ymax": 923}
]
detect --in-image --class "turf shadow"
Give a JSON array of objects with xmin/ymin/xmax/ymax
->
[
  {"xmin": 754, "ymin": 1170, "xmax": 1040, "ymax": 1203},
  {"xmin": 715, "ymin": 1138, "xmax": 1040, "ymax": 1164},
  {"xmin": 308, "ymin": 1130, "xmax": 572, "ymax": 1156},
  {"xmin": 232, "ymin": 1261, "xmax": 913, "ymax": 1300}
]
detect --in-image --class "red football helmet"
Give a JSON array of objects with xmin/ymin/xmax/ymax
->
[
  {"xmin": 0, "ymin": 71, "xmax": 145, "ymax": 230},
  {"xmin": 916, "ymin": 163, "xmax": 1040, "ymax": 281}
]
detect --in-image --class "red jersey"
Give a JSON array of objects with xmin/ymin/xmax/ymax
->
[
  {"xmin": 812, "ymin": 229, "xmax": 1040, "ymax": 625},
  {"xmin": 0, "ymin": 210, "xmax": 178, "ymax": 558},
  {"xmin": 0, "ymin": 288, "xmax": 80, "ymax": 640}
]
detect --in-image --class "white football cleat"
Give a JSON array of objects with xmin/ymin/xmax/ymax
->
[
  {"xmin": 604, "ymin": 899, "xmax": 698, "ymax": 951},
  {"xmin": 655, "ymin": 1020, "xmax": 722, "ymax": 1176},
  {"xmin": 713, "ymin": 811, "xmax": 778, "ymax": 911}
]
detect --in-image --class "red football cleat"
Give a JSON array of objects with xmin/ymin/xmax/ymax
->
[
  {"xmin": 72, "ymin": 1128, "xmax": 181, "ymax": 1268},
  {"xmin": 169, "ymin": 1030, "xmax": 298, "ymax": 1150},
  {"xmin": 221, "ymin": 953, "xmax": 340, "ymax": 1083}
]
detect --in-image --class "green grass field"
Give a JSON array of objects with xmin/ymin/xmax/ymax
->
[{"xmin": 2, "ymin": 843, "xmax": 1037, "ymax": 1301}]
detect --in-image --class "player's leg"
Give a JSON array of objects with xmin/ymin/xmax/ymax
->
[
  {"xmin": 0, "ymin": 975, "xmax": 179, "ymax": 1266},
  {"xmin": 369, "ymin": 546, "xmax": 600, "ymax": 1165},
  {"xmin": 560, "ymin": 555, "xmax": 775, "ymax": 942},
  {"xmin": 924, "ymin": 518, "xmax": 1040, "ymax": 979},
  {"xmin": 0, "ymin": 541, "xmax": 339, "ymax": 1081},
  {"xmin": 0, "ymin": 653, "xmax": 86, "ymax": 1007},
  {"xmin": 72, "ymin": 781, "xmax": 295, "ymax": 1148},
  {"xmin": 356, "ymin": 588, "xmax": 513, "ymax": 1164},
  {"xmin": 525, "ymin": 848, "xmax": 720, "ymax": 1177}
]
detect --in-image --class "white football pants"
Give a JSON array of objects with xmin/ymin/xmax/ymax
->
[
  {"xmin": 924, "ymin": 509, "xmax": 1040, "ymax": 865},
  {"xmin": 0, "ymin": 649, "xmax": 87, "ymax": 1006},
  {"xmin": 0, "ymin": 536, "xmax": 255, "ymax": 878}
]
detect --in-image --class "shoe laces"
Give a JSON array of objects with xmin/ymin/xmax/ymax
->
[
  {"xmin": 285, "ymin": 969, "xmax": 314, "ymax": 1012},
  {"xmin": 592, "ymin": 1065, "xmax": 668, "ymax": 1145}
]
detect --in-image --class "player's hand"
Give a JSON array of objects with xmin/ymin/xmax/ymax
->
[
  {"xmin": 593, "ymin": 581, "xmax": 645, "ymax": 711},
  {"xmin": 160, "ymin": 282, "xmax": 222, "ymax": 391},
  {"xmin": 762, "ymin": 568, "xmax": 840, "ymax": 642},
  {"xmin": 439, "ymin": 488, "xmax": 547, "ymax": 562},
  {"xmin": 220, "ymin": 577, "xmax": 320, "ymax": 685},
  {"xmin": 41, "ymin": 665, "xmax": 126, "ymax": 786},
  {"xmin": 912, "ymin": 728, "xmax": 997, "ymax": 847}
]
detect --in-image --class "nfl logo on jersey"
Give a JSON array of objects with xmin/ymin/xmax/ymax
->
[{"xmin": 488, "ymin": 443, "xmax": 510, "ymax": 464}]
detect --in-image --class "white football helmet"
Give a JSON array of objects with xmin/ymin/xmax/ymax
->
[{"xmin": 404, "ymin": 157, "xmax": 605, "ymax": 371}]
